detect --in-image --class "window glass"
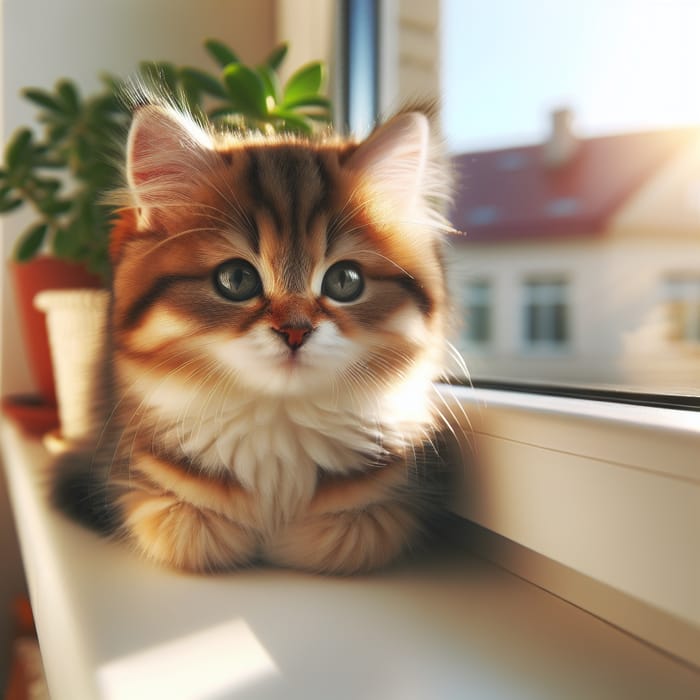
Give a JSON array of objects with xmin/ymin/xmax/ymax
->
[
  {"xmin": 388, "ymin": 0, "xmax": 700, "ymax": 395},
  {"xmin": 463, "ymin": 280, "xmax": 492, "ymax": 345},
  {"xmin": 522, "ymin": 279, "xmax": 569, "ymax": 348}
]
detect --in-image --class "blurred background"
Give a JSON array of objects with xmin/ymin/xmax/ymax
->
[{"xmin": 434, "ymin": 0, "xmax": 700, "ymax": 396}]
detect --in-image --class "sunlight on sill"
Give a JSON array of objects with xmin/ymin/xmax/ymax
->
[{"xmin": 96, "ymin": 618, "xmax": 279, "ymax": 700}]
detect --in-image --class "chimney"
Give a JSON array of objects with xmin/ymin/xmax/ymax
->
[{"xmin": 543, "ymin": 108, "xmax": 578, "ymax": 167}]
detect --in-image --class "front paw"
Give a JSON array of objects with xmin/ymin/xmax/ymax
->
[
  {"xmin": 120, "ymin": 491, "xmax": 257, "ymax": 573},
  {"xmin": 264, "ymin": 501, "xmax": 420, "ymax": 574}
]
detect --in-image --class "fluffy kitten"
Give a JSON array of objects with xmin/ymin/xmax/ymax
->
[{"xmin": 52, "ymin": 101, "xmax": 455, "ymax": 574}]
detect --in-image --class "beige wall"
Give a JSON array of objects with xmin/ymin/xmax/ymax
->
[{"xmin": 0, "ymin": 0, "xmax": 275, "ymax": 689}]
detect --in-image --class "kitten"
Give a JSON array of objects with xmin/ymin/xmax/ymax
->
[{"xmin": 51, "ymin": 100, "xmax": 455, "ymax": 574}]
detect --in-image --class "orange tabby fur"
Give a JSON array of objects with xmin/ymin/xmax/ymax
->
[{"xmin": 51, "ymin": 100, "xmax": 454, "ymax": 574}]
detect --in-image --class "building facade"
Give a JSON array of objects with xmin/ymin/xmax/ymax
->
[{"xmin": 447, "ymin": 116, "xmax": 700, "ymax": 393}]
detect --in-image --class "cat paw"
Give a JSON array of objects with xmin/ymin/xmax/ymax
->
[
  {"xmin": 120, "ymin": 492, "xmax": 257, "ymax": 572},
  {"xmin": 264, "ymin": 501, "xmax": 420, "ymax": 575}
]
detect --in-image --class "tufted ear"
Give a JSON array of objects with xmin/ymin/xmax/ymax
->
[
  {"xmin": 126, "ymin": 105, "xmax": 215, "ymax": 228},
  {"xmin": 345, "ymin": 112, "xmax": 435, "ymax": 224}
]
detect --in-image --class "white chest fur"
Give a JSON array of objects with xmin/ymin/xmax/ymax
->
[
  {"xmin": 121, "ymin": 357, "xmax": 437, "ymax": 523},
  {"xmin": 127, "ymin": 374, "xmax": 396, "ymax": 519}
]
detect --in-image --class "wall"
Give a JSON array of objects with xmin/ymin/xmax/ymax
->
[{"xmin": 0, "ymin": 0, "xmax": 275, "ymax": 690}]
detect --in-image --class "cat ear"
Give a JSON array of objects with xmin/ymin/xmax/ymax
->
[
  {"xmin": 126, "ymin": 105, "xmax": 215, "ymax": 228},
  {"xmin": 345, "ymin": 112, "xmax": 449, "ymax": 232}
]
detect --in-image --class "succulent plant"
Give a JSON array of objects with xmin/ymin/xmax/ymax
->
[{"xmin": 0, "ymin": 39, "xmax": 332, "ymax": 282}]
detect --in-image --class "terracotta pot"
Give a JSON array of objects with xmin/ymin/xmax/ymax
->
[{"xmin": 9, "ymin": 257, "xmax": 102, "ymax": 404}]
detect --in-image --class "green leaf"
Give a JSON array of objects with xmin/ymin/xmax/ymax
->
[
  {"xmin": 4, "ymin": 129, "xmax": 33, "ymax": 171},
  {"xmin": 0, "ymin": 197, "xmax": 23, "ymax": 214},
  {"xmin": 52, "ymin": 222, "xmax": 84, "ymax": 258},
  {"xmin": 47, "ymin": 122, "xmax": 70, "ymax": 143},
  {"xmin": 57, "ymin": 80, "xmax": 81, "ymax": 114},
  {"xmin": 264, "ymin": 43, "xmax": 288, "ymax": 71},
  {"xmin": 179, "ymin": 67, "xmax": 227, "ymax": 98},
  {"xmin": 269, "ymin": 109, "xmax": 313, "ymax": 135},
  {"xmin": 205, "ymin": 39, "xmax": 240, "ymax": 68},
  {"xmin": 22, "ymin": 88, "xmax": 64, "ymax": 113},
  {"xmin": 34, "ymin": 152, "xmax": 67, "ymax": 169},
  {"xmin": 223, "ymin": 64, "xmax": 268, "ymax": 119},
  {"xmin": 281, "ymin": 95, "xmax": 332, "ymax": 112},
  {"xmin": 258, "ymin": 65, "xmax": 281, "ymax": 104},
  {"xmin": 40, "ymin": 198, "xmax": 72, "ymax": 215},
  {"xmin": 283, "ymin": 62, "xmax": 325, "ymax": 104},
  {"xmin": 14, "ymin": 223, "xmax": 48, "ymax": 261}
]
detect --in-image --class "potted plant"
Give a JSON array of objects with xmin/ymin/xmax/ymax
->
[{"xmin": 1, "ymin": 38, "xmax": 332, "ymax": 437}]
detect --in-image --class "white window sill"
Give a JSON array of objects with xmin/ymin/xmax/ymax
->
[
  {"xmin": 438, "ymin": 384, "xmax": 700, "ymax": 668},
  {"xmin": 2, "ymin": 409, "xmax": 699, "ymax": 698}
]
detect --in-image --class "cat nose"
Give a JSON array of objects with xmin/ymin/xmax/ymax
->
[{"xmin": 272, "ymin": 324, "xmax": 314, "ymax": 350}]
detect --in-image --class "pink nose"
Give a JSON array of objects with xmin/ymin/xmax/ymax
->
[{"xmin": 273, "ymin": 325, "xmax": 313, "ymax": 350}]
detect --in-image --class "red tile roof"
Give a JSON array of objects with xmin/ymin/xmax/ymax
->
[{"xmin": 450, "ymin": 127, "xmax": 700, "ymax": 243}]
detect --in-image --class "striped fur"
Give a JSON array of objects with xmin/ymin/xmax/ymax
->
[{"xmin": 51, "ymin": 102, "xmax": 455, "ymax": 574}]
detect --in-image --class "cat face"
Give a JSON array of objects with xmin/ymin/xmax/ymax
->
[{"xmin": 110, "ymin": 106, "xmax": 449, "ymax": 399}]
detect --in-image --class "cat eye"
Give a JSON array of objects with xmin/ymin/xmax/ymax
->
[
  {"xmin": 214, "ymin": 259, "xmax": 262, "ymax": 301},
  {"xmin": 322, "ymin": 261, "xmax": 364, "ymax": 302}
]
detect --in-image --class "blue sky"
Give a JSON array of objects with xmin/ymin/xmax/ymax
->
[{"xmin": 441, "ymin": 0, "xmax": 700, "ymax": 152}]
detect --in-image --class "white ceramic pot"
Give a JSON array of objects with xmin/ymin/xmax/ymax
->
[{"xmin": 34, "ymin": 289, "xmax": 109, "ymax": 443}]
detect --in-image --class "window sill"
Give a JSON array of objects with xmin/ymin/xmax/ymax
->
[
  {"xmin": 439, "ymin": 383, "xmax": 700, "ymax": 667},
  {"xmin": 2, "ymin": 420, "xmax": 699, "ymax": 698}
]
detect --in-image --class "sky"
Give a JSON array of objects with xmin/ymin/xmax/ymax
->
[{"xmin": 441, "ymin": 0, "xmax": 700, "ymax": 153}]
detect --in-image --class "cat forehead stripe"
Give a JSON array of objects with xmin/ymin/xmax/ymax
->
[{"xmin": 246, "ymin": 147, "xmax": 331, "ymax": 241}]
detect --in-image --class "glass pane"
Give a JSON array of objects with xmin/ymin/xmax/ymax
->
[
  {"xmin": 463, "ymin": 280, "xmax": 491, "ymax": 344},
  {"xmin": 393, "ymin": 0, "xmax": 700, "ymax": 395}
]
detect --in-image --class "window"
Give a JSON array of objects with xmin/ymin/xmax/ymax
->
[
  {"xmin": 381, "ymin": 0, "xmax": 700, "ymax": 398},
  {"xmin": 522, "ymin": 279, "xmax": 569, "ymax": 348},
  {"xmin": 462, "ymin": 280, "xmax": 492, "ymax": 345},
  {"xmin": 665, "ymin": 275, "xmax": 700, "ymax": 343}
]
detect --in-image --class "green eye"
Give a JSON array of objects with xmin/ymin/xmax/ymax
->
[
  {"xmin": 214, "ymin": 259, "xmax": 262, "ymax": 301},
  {"xmin": 322, "ymin": 261, "xmax": 364, "ymax": 302}
]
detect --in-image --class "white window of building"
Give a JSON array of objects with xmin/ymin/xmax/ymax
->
[
  {"xmin": 522, "ymin": 279, "xmax": 570, "ymax": 348},
  {"xmin": 463, "ymin": 280, "xmax": 492, "ymax": 344}
]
